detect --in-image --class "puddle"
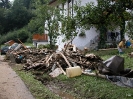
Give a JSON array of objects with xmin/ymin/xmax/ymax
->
[{"xmin": 46, "ymin": 85, "xmax": 78, "ymax": 99}]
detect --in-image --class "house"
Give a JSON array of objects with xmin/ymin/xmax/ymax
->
[
  {"xmin": 48, "ymin": 0, "xmax": 128, "ymax": 50},
  {"xmin": 32, "ymin": 34, "xmax": 48, "ymax": 48}
]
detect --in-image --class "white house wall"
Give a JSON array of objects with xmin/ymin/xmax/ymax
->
[
  {"xmin": 37, "ymin": 42, "xmax": 49, "ymax": 48},
  {"xmin": 79, "ymin": 0, "xmax": 97, "ymax": 6},
  {"xmin": 52, "ymin": 0, "xmax": 129, "ymax": 50},
  {"xmin": 56, "ymin": 0, "xmax": 99, "ymax": 50},
  {"xmin": 72, "ymin": 27, "xmax": 99, "ymax": 50},
  {"xmin": 73, "ymin": 0, "xmax": 99, "ymax": 50}
]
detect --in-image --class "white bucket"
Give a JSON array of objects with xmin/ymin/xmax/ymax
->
[{"xmin": 66, "ymin": 66, "xmax": 82, "ymax": 77}]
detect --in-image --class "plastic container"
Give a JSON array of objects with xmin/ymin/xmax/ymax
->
[{"xmin": 66, "ymin": 66, "xmax": 82, "ymax": 77}]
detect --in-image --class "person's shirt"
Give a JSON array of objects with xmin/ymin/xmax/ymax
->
[
  {"xmin": 118, "ymin": 41, "xmax": 125, "ymax": 48},
  {"xmin": 126, "ymin": 40, "xmax": 131, "ymax": 47},
  {"xmin": 130, "ymin": 40, "xmax": 133, "ymax": 44}
]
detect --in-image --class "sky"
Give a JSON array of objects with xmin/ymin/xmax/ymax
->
[{"xmin": 9, "ymin": 0, "xmax": 14, "ymax": 1}]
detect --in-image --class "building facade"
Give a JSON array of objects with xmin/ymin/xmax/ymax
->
[{"xmin": 49, "ymin": 0, "xmax": 124, "ymax": 50}]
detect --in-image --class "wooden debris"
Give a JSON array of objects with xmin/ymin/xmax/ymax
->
[
  {"xmin": 57, "ymin": 52, "xmax": 72, "ymax": 67},
  {"xmin": 6, "ymin": 44, "xmax": 105, "ymax": 77},
  {"xmin": 18, "ymin": 39, "xmax": 27, "ymax": 49}
]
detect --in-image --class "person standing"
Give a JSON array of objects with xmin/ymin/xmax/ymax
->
[
  {"xmin": 118, "ymin": 38, "xmax": 126, "ymax": 54},
  {"xmin": 130, "ymin": 39, "xmax": 133, "ymax": 48},
  {"xmin": 125, "ymin": 40, "xmax": 131, "ymax": 48}
]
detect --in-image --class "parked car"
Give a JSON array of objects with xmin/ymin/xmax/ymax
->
[
  {"xmin": 0, "ymin": 46, "xmax": 9, "ymax": 55},
  {"xmin": 9, "ymin": 43, "xmax": 19, "ymax": 50},
  {"xmin": 0, "ymin": 43, "xmax": 23, "ymax": 55}
]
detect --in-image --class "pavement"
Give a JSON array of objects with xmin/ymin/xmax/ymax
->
[{"xmin": 0, "ymin": 55, "xmax": 35, "ymax": 99}]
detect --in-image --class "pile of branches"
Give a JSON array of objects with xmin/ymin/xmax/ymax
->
[{"xmin": 7, "ymin": 45, "xmax": 104, "ymax": 74}]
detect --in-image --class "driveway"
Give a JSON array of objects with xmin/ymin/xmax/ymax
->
[{"xmin": 0, "ymin": 55, "xmax": 35, "ymax": 99}]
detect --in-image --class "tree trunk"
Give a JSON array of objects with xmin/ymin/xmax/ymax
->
[
  {"xmin": 98, "ymin": 25, "xmax": 107, "ymax": 49},
  {"xmin": 120, "ymin": 16, "xmax": 125, "ymax": 40}
]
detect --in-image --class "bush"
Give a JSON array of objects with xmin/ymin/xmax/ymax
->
[
  {"xmin": 38, "ymin": 44, "xmax": 51, "ymax": 49},
  {"xmin": 17, "ymin": 29, "xmax": 29, "ymax": 42},
  {"xmin": 38, "ymin": 44, "xmax": 58, "ymax": 50},
  {"xmin": 0, "ymin": 27, "xmax": 31, "ymax": 45}
]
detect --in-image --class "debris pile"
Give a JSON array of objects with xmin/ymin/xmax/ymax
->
[{"xmin": 6, "ymin": 44, "xmax": 104, "ymax": 77}]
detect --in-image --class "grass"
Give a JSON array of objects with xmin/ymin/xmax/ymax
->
[
  {"xmin": 13, "ymin": 48, "xmax": 133, "ymax": 99},
  {"xmin": 54, "ymin": 74, "xmax": 133, "ymax": 99},
  {"xmin": 13, "ymin": 65, "xmax": 61, "ymax": 99},
  {"xmin": 24, "ymin": 43, "xmax": 34, "ymax": 47}
]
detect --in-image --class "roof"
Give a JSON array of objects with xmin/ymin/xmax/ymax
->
[
  {"xmin": 4, "ymin": 40, "xmax": 15, "ymax": 46},
  {"xmin": 32, "ymin": 34, "xmax": 48, "ymax": 42}
]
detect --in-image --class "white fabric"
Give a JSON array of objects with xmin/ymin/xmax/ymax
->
[{"xmin": 118, "ymin": 47, "xmax": 123, "ymax": 52}]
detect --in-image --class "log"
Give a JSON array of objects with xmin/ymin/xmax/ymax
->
[
  {"xmin": 18, "ymin": 39, "xmax": 27, "ymax": 49},
  {"xmin": 46, "ymin": 54, "xmax": 54, "ymax": 67},
  {"xmin": 57, "ymin": 52, "xmax": 72, "ymax": 67}
]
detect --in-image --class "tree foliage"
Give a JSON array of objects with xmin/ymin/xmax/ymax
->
[
  {"xmin": 33, "ymin": 0, "xmax": 61, "ymax": 48},
  {"xmin": 74, "ymin": 0, "xmax": 133, "ymax": 48},
  {"xmin": 125, "ymin": 11, "xmax": 133, "ymax": 39},
  {"xmin": 0, "ymin": 0, "xmax": 11, "ymax": 8},
  {"xmin": 0, "ymin": 0, "xmax": 34, "ymax": 35}
]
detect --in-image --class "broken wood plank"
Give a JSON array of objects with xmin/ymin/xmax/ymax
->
[
  {"xmin": 46, "ymin": 53, "xmax": 54, "ymax": 67},
  {"xmin": 57, "ymin": 52, "xmax": 72, "ymax": 67}
]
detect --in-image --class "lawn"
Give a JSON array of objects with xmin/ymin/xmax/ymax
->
[{"xmin": 13, "ymin": 48, "xmax": 133, "ymax": 99}]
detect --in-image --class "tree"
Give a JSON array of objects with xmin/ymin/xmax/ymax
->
[
  {"xmin": 0, "ymin": 0, "xmax": 34, "ymax": 34},
  {"xmin": 0, "ymin": 0, "xmax": 34, "ymax": 35},
  {"xmin": 12, "ymin": 0, "xmax": 34, "ymax": 9},
  {"xmin": 0, "ymin": 0, "xmax": 11, "ymax": 9},
  {"xmin": 0, "ymin": 0, "xmax": 11, "ymax": 35},
  {"xmin": 60, "ymin": 13, "xmax": 82, "ymax": 44},
  {"xmin": 28, "ymin": 18, "xmax": 44, "ymax": 33},
  {"xmin": 74, "ymin": 0, "xmax": 132, "ymax": 48},
  {"xmin": 35, "ymin": 0, "xmax": 61, "ymax": 48},
  {"xmin": 125, "ymin": 11, "xmax": 133, "ymax": 39},
  {"xmin": 0, "ymin": 8, "xmax": 6, "ymax": 34}
]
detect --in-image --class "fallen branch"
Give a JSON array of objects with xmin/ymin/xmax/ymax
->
[
  {"xmin": 18, "ymin": 38, "xmax": 27, "ymax": 49},
  {"xmin": 46, "ymin": 53, "xmax": 54, "ymax": 67},
  {"xmin": 57, "ymin": 52, "xmax": 72, "ymax": 67}
]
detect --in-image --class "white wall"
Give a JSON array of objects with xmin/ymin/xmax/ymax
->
[
  {"xmin": 37, "ymin": 42, "xmax": 49, "ymax": 48},
  {"xmin": 56, "ymin": 0, "xmax": 99, "ymax": 50},
  {"xmin": 54, "ymin": 0, "xmax": 130, "ymax": 50},
  {"xmin": 72, "ymin": 27, "xmax": 99, "ymax": 50},
  {"xmin": 56, "ymin": 35, "xmax": 66, "ymax": 51},
  {"xmin": 79, "ymin": 0, "xmax": 97, "ymax": 6}
]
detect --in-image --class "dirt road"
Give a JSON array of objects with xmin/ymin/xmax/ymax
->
[{"xmin": 0, "ymin": 55, "xmax": 35, "ymax": 99}]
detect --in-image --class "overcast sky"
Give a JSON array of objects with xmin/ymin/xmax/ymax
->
[{"xmin": 10, "ymin": 0, "xmax": 14, "ymax": 1}]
